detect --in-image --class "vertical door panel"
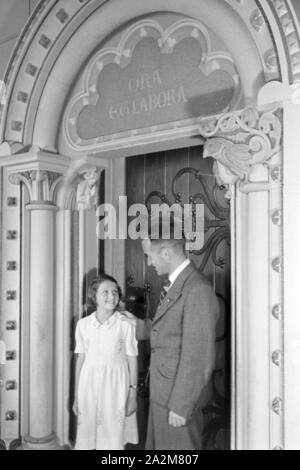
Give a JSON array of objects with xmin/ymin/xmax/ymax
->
[{"xmin": 126, "ymin": 146, "xmax": 230, "ymax": 449}]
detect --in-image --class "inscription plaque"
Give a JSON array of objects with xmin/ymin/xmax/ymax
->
[{"xmin": 66, "ymin": 19, "xmax": 241, "ymax": 148}]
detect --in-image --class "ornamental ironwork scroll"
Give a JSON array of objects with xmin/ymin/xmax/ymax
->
[{"xmin": 146, "ymin": 166, "xmax": 230, "ymax": 273}]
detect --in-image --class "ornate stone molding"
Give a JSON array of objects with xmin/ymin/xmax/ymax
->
[
  {"xmin": 202, "ymin": 104, "xmax": 282, "ymax": 194},
  {"xmin": 267, "ymin": 0, "xmax": 300, "ymax": 83},
  {"xmin": 3, "ymin": 0, "xmax": 90, "ymax": 93},
  {"xmin": 64, "ymin": 16, "xmax": 241, "ymax": 152},
  {"xmin": 272, "ymin": 396, "xmax": 283, "ymax": 415},
  {"xmin": 9, "ymin": 169, "xmax": 61, "ymax": 204},
  {"xmin": 1, "ymin": 0, "xmax": 299, "ymax": 147},
  {"xmin": 272, "ymin": 350, "xmax": 282, "ymax": 367},
  {"xmin": 4, "ymin": 0, "xmax": 51, "ymax": 90},
  {"xmin": 76, "ymin": 168, "xmax": 99, "ymax": 210},
  {"xmin": 0, "ymin": 147, "xmax": 72, "ymax": 208},
  {"xmin": 250, "ymin": 8, "xmax": 265, "ymax": 32},
  {"xmin": 58, "ymin": 156, "xmax": 108, "ymax": 210},
  {"xmin": 1, "ymin": 0, "xmax": 105, "ymax": 144}
]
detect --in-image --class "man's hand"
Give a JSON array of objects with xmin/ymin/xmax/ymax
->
[
  {"xmin": 119, "ymin": 310, "xmax": 136, "ymax": 326},
  {"xmin": 168, "ymin": 410, "xmax": 186, "ymax": 427}
]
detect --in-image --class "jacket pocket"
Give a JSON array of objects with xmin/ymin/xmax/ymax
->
[{"xmin": 157, "ymin": 361, "xmax": 177, "ymax": 379}]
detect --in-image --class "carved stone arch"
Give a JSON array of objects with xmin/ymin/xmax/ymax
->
[{"xmin": 0, "ymin": 0, "xmax": 299, "ymax": 155}]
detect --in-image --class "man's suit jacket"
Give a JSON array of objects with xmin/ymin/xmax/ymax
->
[{"xmin": 149, "ymin": 262, "xmax": 219, "ymax": 419}]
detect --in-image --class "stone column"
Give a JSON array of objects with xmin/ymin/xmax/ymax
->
[
  {"xmin": 1, "ymin": 148, "xmax": 107, "ymax": 448},
  {"xmin": 281, "ymin": 97, "xmax": 300, "ymax": 450},
  {"xmin": 55, "ymin": 206, "xmax": 73, "ymax": 446},
  {"xmin": 9, "ymin": 168, "xmax": 62, "ymax": 450},
  {"xmin": 54, "ymin": 160, "xmax": 106, "ymax": 446},
  {"xmin": 241, "ymin": 166, "xmax": 270, "ymax": 450},
  {"xmin": 203, "ymin": 104, "xmax": 283, "ymax": 450},
  {"xmin": 76, "ymin": 167, "xmax": 100, "ymax": 317},
  {"xmin": 54, "ymin": 167, "xmax": 100, "ymax": 445},
  {"xmin": 27, "ymin": 201, "xmax": 57, "ymax": 448}
]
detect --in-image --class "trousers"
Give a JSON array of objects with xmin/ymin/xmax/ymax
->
[{"xmin": 145, "ymin": 401, "xmax": 203, "ymax": 450}]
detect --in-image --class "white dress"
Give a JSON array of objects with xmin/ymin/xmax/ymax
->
[{"xmin": 74, "ymin": 311, "xmax": 139, "ymax": 450}]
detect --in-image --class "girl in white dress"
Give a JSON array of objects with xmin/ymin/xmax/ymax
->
[{"xmin": 73, "ymin": 275, "xmax": 139, "ymax": 450}]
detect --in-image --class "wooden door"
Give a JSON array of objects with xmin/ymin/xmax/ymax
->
[{"xmin": 126, "ymin": 146, "xmax": 230, "ymax": 450}]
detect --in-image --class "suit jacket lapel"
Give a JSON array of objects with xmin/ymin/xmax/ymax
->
[{"xmin": 152, "ymin": 262, "xmax": 196, "ymax": 325}]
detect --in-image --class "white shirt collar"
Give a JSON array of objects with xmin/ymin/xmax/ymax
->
[
  {"xmin": 90, "ymin": 311, "xmax": 117, "ymax": 328},
  {"xmin": 169, "ymin": 258, "xmax": 191, "ymax": 286}
]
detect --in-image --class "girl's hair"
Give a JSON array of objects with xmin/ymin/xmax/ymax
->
[{"xmin": 87, "ymin": 274, "xmax": 122, "ymax": 311}]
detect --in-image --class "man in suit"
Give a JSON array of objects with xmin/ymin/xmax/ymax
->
[{"xmin": 141, "ymin": 222, "xmax": 219, "ymax": 450}]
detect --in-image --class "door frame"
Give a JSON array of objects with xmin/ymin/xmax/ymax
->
[
  {"xmin": 90, "ymin": 99, "xmax": 284, "ymax": 450},
  {"xmin": 0, "ymin": 98, "xmax": 286, "ymax": 450}
]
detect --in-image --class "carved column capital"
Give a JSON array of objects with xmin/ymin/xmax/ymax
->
[
  {"xmin": 9, "ymin": 169, "xmax": 61, "ymax": 204},
  {"xmin": 202, "ymin": 104, "xmax": 282, "ymax": 197}
]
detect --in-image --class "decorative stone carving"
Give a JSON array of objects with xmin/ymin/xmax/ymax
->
[
  {"xmin": 272, "ymin": 257, "xmax": 282, "ymax": 273},
  {"xmin": 0, "ymin": 340, "xmax": 6, "ymax": 365},
  {"xmin": 6, "ymin": 381, "xmax": 17, "ymax": 391},
  {"xmin": 5, "ymin": 411, "xmax": 17, "ymax": 421},
  {"xmin": 6, "ymin": 291, "xmax": 17, "ymax": 301},
  {"xmin": 6, "ymin": 231, "xmax": 18, "ymax": 240},
  {"xmin": 9, "ymin": 170, "xmax": 61, "ymax": 203},
  {"xmin": 202, "ymin": 104, "xmax": 282, "ymax": 191},
  {"xmin": 6, "ymin": 351, "xmax": 16, "ymax": 361},
  {"xmin": 272, "ymin": 0, "xmax": 300, "ymax": 83},
  {"xmin": 271, "ymin": 209, "xmax": 282, "ymax": 226},
  {"xmin": 250, "ymin": 9, "xmax": 264, "ymax": 32},
  {"xmin": 2, "ymin": 0, "xmax": 300, "ymax": 148},
  {"xmin": 272, "ymin": 397, "xmax": 282, "ymax": 415},
  {"xmin": 272, "ymin": 350, "xmax": 282, "ymax": 367},
  {"xmin": 65, "ymin": 16, "xmax": 241, "ymax": 151},
  {"xmin": 76, "ymin": 168, "xmax": 99, "ymax": 210},
  {"xmin": 7, "ymin": 197, "xmax": 18, "ymax": 207},
  {"xmin": 6, "ymin": 321, "xmax": 17, "ymax": 331},
  {"xmin": 270, "ymin": 165, "xmax": 282, "ymax": 182},
  {"xmin": 211, "ymin": 160, "xmax": 239, "ymax": 199},
  {"xmin": 272, "ymin": 304, "xmax": 282, "ymax": 320},
  {"xmin": 6, "ymin": 261, "xmax": 17, "ymax": 271},
  {"xmin": 264, "ymin": 49, "xmax": 278, "ymax": 71}
]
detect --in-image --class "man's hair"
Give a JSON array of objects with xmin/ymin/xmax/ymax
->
[{"xmin": 147, "ymin": 216, "xmax": 186, "ymax": 253}]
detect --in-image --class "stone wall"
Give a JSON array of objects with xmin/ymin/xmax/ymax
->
[{"xmin": 0, "ymin": 0, "xmax": 39, "ymax": 80}]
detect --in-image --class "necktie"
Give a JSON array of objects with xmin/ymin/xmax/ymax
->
[{"xmin": 158, "ymin": 279, "xmax": 171, "ymax": 307}]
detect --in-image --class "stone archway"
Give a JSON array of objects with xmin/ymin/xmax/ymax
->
[
  {"xmin": 2, "ymin": 0, "xmax": 299, "ymax": 152},
  {"xmin": 0, "ymin": 0, "xmax": 300, "ymax": 450}
]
